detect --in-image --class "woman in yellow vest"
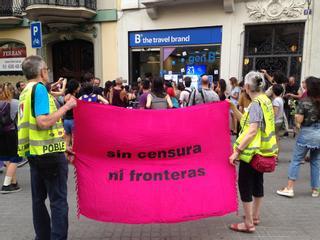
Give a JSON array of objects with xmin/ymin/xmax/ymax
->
[{"xmin": 228, "ymin": 71, "xmax": 278, "ymax": 233}]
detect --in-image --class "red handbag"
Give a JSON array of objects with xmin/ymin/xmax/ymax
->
[{"xmin": 250, "ymin": 154, "xmax": 276, "ymax": 173}]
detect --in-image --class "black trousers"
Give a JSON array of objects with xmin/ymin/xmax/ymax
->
[
  {"xmin": 238, "ymin": 161, "xmax": 264, "ymax": 202},
  {"xmin": 28, "ymin": 153, "xmax": 68, "ymax": 240}
]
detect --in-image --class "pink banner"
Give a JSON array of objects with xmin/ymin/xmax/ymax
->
[{"xmin": 73, "ymin": 101, "xmax": 237, "ymax": 224}]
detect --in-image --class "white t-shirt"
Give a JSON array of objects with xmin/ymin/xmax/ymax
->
[
  {"xmin": 272, "ymin": 97, "xmax": 284, "ymax": 124},
  {"xmin": 179, "ymin": 88, "xmax": 192, "ymax": 107},
  {"xmin": 230, "ymin": 86, "xmax": 241, "ymax": 106}
]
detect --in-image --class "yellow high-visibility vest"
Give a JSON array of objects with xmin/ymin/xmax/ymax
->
[
  {"xmin": 17, "ymin": 82, "xmax": 66, "ymax": 157},
  {"xmin": 234, "ymin": 94, "xmax": 278, "ymax": 163}
]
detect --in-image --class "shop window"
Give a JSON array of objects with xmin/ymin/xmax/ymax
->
[
  {"xmin": 129, "ymin": 27, "xmax": 222, "ymax": 86},
  {"xmin": 243, "ymin": 23, "xmax": 304, "ymax": 82},
  {"xmin": 162, "ymin": 45, "xmax": 221, "ymax": 85},
  {"xmin": 0, "ymin": 41, "xmax": 26, "ymax": 75}
]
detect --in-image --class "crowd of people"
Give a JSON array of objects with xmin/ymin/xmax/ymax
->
[{"xmin": 0, "ymin": 54, "xmax": 319, "ymax": 239}]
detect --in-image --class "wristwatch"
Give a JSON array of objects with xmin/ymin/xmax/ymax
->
[{"xmin": 235, "ymin": 147, "xmax": 243, "ymax": 154}]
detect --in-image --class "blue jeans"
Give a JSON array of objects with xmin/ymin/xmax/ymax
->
[
  {"xmin": 288, "ymin": 144, "xmax": 320, "ymax": 189},
  {"xmin": 63, "ymin": 119, "xmax": 74, "ymax": 135},
  {"xmin": 28, "ymin": 153, "xmax": 69, "ymax": 240}
]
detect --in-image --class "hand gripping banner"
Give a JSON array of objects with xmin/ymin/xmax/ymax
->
[{"xmin": 73, "ymin": 101, "xmax": 237, "ymax": 223}]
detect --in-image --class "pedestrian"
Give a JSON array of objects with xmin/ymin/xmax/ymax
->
[
  {"xmin": 15, "ymin": 81, "xmax": 26, "ymax": 99},
  {"xmin": 138, "ymin": 79, "xmax": 150, "ymax": 109},
  {"xmin": 165, "ymin": 81, "xmax": 179, "ymax": 108},
  {"xmin": 79, "ymin": 82, "xmax": 109, "ymax": 104},
  {"xmin": 49, "ymin": 77, "xmax": 67, "ymax": 107},
  {"xmin": 238, "ymin": 89, "xmax": 251, "ymax": 113},
  {"xmin": 64, "ymin": 79, "xmax": 80, "ymax": 148},
  {"xmin": 92, "ymin": 77, "xmax": 104, "ymax": 96},
  {"xmin": 18, "ymin": 55, "xmax": 77, "ymax": 240},
  {"xmin": 179, "ymin": 77, "xmax": 192, "ymax": 107},
  {"xmin": 229, "ymin": 71, "xmax": 277, "ymax": 233},
  {"xmin": 109, "ymin": 77, "xmax": 128, "ymax": 107},
  {"xmin": 103, "ymin": 81, "xmax": 113, "ymax": 100},
  {"xmin": 176, "ymin": 82, "xmax": 185, "ymax": 101},
  {"xmin": 229, "ymin": 77, "xmax": 241, "ymax": 135},
  {"xmin": 215, "ymin": 79, "xmax": 227, "ymax": 101},
  {"xmin": 261, "ymin": 69, "xmax": 288, "ymax": 97},
  {"xmin": 277, "ymin": 76, "xmax": 320, "ymax": 198},
  {"xmin": 78, "ymin": 72, "xmax": 94, "ymax": 97},
  {"xmin": 272, "ymin": 84, "xmax": 285, "ymax": 162},
  {"xmin": 0, "ymin": 82, "xmax": 22, "ymax": 194},
  {"xmin": 146, "ymin": 77, "xmax": 173, "ymax": 109},
  {"xmin": 188, "ymin": 75, "xmax": 220, "ymax": 106},
  {"xmin": 285, "ymin": 78, "xmax": 307, "ymax": 100},
  {"xmin": 283, "ymin": 76, "xmax": 299, "ymax": 129}
]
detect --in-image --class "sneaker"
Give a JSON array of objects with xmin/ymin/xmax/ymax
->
[
  {"xmin": 276, "ymin": 187, "xmax": 294, "ymax": 198},
  {"xmin": 17, "ymin": 158, "xmax": 28, "ymax": 168},
  {"xmin": 0, "ymin": 184, "xmax": 22, "ymax": 194},
  {"xmin": 312, "ymin": 190, "xmax": 319, "ymax": 198},
  {"xmin": 11, "ymin": 182, "xmax": 20, "ymax": 189}
]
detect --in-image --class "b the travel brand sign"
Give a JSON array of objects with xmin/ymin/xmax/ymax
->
[
  {"xmin": 0, "ymin": 47, "xmax": 26, "ymax": 72},
  {"xmin": 129, "ymin": 27, "xmax": 222, "ymax": 47}
]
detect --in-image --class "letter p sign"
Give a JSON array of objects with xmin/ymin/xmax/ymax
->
[
  {"xmin": 31, "ymin": 22, "xmax": 42, "ymax": 49},
  {"xmin": 33, "ymin": 26, "xmax": 38, "ymax": 36}
]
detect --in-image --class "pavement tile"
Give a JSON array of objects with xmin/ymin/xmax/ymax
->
[{"xmin": 1, "ymin": 138, "xmax": 319, "ymax": 240}]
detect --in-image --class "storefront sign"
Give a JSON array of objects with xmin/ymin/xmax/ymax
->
[
  {"xmin": 74, "ymin": 100, "xmax": 237, "ymax": 223},
  {"xmin": 0, "ymin": 47, "xmax": 26, "ymax": 71},
  {"xmin": 129, "ymin": 27, "xmax": 222, "ymax": 47}
]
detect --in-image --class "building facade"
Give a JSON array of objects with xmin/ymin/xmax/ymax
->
[
  {"xmin": 119, "ymin": 0, "xmax": 320, "ymax": 86},
  {"xmin": 0, "ymin": 0, "xmax": 119, "ymax": 85},
  {"xmin": 0, "ymin": 0, "xmax": 319, "ymax": 87}
]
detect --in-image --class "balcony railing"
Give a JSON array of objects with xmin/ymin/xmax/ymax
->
[
  {"xmin": 23, "ymin": 0, "xmax": 97, "ymax": 23},
  {"xmin": 0, "ymin": 0, "xmax": 24, "ymax": 17},
  {"xmin": 23, "ymin": 0, "xmax": 97, "ymax": 11}
]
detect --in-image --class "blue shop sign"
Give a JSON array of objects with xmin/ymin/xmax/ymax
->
[{"xmin": 129, "ymin": 27, "xmax": 222, "ymax": 47}]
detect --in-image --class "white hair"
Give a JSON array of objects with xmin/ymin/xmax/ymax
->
[
  {"xmin": 244, "ymin": 71, "xmax": 266, "ymax": 92},
  {"xmin": 22, "ymin": 55, "xmax": 46, "ymax": 80}
]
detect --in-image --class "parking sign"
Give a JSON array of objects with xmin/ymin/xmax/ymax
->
[{"xmin": 31, "ymin": 22, "xmax": 42, "ymax": 49}]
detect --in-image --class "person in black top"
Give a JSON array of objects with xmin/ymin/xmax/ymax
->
[
  {"xmin": 284, "ymin": 76, "xmax": 300, "ymax": 128},
  {"xmin": 64, "ymin": 79, "xmax": 80, "ymax": 148}
]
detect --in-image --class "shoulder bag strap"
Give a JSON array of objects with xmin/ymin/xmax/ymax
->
[
  {"xmin": 199, "ymin": 89, "xmax": 206, "ymax": 103},
  {"xmin": 31, "ymin": 83, "xmax": 40, "ymax": 118}
]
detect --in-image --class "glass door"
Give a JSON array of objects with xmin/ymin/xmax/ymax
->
[{"xmin": 130, "ymin": 48, "xmax": 160, "ymax": 85}]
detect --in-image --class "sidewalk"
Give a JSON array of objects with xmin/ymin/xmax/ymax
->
[{"xmin": 0, "ymin": 138, "xmax": 319, "ymax": 240}]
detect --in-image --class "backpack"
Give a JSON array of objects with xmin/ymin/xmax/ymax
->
[
  {"xmin": 0, "ymin": 101, "xmax": 14, "ymax": 133},
  {"xmin": 171, "ymin": 97, "xmax": 180, "ymax": 108},
  {"xmin": 188, "ymin": 89, "xmax": 206, "ymax": 106}
]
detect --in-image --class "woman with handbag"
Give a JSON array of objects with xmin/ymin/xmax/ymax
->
[
  {"xmin": 277, "ymin": 77, "xmax": 320, "ymax": 198},
  {"xmin": 228, "ymin": 71, "xmax": 278, "ymax": 233}
]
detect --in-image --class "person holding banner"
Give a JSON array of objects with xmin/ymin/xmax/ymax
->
[
  {"xmin": 18, "ymin": 56, "xmax": 77, "ymax": 240},
  {"xmin": 228, "ymin": 71, "xmax": 277, "ymax": 233}
]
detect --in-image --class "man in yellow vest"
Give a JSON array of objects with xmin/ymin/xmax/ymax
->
[{"xmin": 18, "ymin": 55, "xmax": 76, "ymax": 240}]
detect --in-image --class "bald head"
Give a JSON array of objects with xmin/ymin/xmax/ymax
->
[{"xmin": 201, "ymin": 75, "xmax": 209, "ymax": 85}]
